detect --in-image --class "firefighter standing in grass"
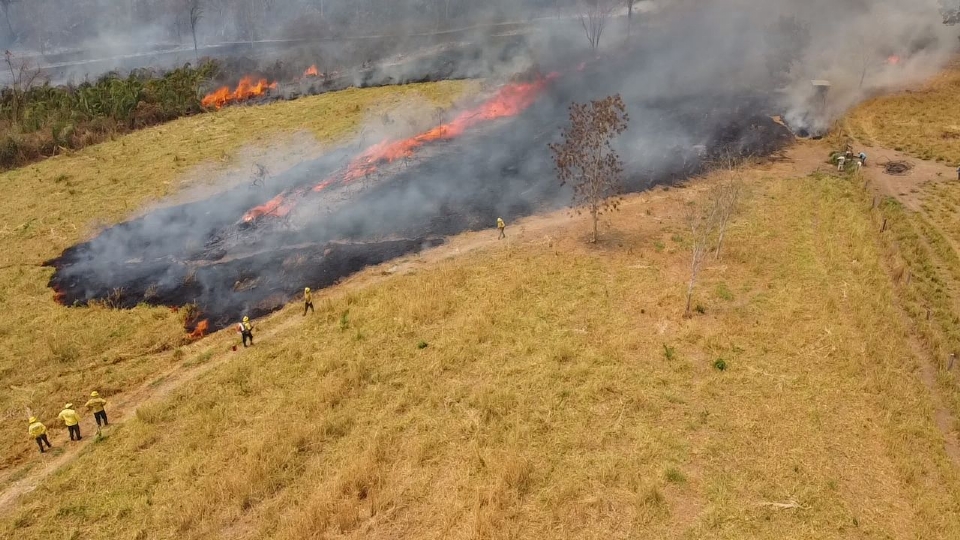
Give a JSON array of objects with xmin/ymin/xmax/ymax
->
[
  {"xmin": 497, "ymin": 217, "xmax": 506, "ymax": 240},
  {"xmin": 29, "ymin": 417, "xmax": 52, "ymax": 454},
  {"xmin": 86, "ymin": 391, "xmax": 108, "ymax": 428},
  {"xmin": 303, "ymin": 287, "xmax": 314, "ymax": 316},
  {"xmin": 238, "ymin": 316, "xmax": 254, "ymax": 347},
  {"xmin": 58, "ymin": 404, "xmax": 82, "ymax": 441}
]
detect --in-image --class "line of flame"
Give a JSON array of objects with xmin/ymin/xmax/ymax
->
[
  {"xmin": 242, "ymin": 73, "xmax": 559, "ymax": 222},
  {"xmin": 202, "ymin": 76, "xmax": 279, "ymax": 110}
]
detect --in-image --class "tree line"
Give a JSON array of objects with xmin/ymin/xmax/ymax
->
[
  {"xmin": 0, "ymin": 57, "xmax": 217, "ymax": 170},
  {"xmin": 0, "ymin": 0, "xmax": 597, "ymax": 52}
]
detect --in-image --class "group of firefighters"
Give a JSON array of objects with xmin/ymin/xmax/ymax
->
[
  {"xmin": 28, "ymin": 217, "xmax": 510, "ymax": 454},
  {"xmin": 836, "ymin": 150, "xmax": 868, "ymax": 171},
  {"xmin": 836, "ymin": 149, "xmax": 960, "ymax": 181},
  {"xmin": 27, "ymin": 392, "xmax": 108, "ymax": 454}
]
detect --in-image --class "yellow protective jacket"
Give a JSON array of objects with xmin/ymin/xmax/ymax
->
[
  {"xmin": 58, "ymin": 408, "xmax": 80, "ymax": 427},
  {"xmin": 28, "ymin": 421, "xmax": 47, "ymax": 438},
  {"xmin": 304, "ymin": 291, "xmax": 312, "ymax": 303},
  {"xmin": 241, "ymin": 321, "xmax": 252, "ymax": 332},
  {"xmin": 497, "ymin": 218, "xmax": 505, "ymax": 229},
  {"xmin": 86, "ymin": 397, "xmax": 107, "ymax": 412}
]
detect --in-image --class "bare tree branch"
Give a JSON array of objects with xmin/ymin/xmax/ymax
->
[
  {"xmin": 579, "ymin": 0, "xmax": 614, "ymax": 50},
  {"xmin": 189, "ymin": 0, "xmax": 204, "ymax": 60}
]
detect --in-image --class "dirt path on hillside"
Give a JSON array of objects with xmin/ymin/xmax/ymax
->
[
  {"xmin": 1, "ymin": 140, "xmax": 959, "ymax": 516},
  {"xmin": 847, "ymin": 143, "xmax": 960, "ymax": 465}
]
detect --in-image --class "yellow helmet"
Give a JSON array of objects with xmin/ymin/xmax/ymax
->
[
  {"xmin": 91, "ymin": 391, "xmax": 99, "ymax": 397},
  {"xmin": 243, "ymin": 316, "xmax": 250, "ymax": 322},
  {"xmin": 305, "ymin": 287, "xmax": 311, "ymax": 293},
  {"xmin": 29, "ymin": 416, "xmax": 37, "ymax": 423},
  {"xmin": 65, "ymin": 403, "xmax": 73, "ymax": 409}
]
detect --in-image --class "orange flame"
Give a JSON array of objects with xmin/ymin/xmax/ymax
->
[
  {"xmin": 304, "ymin": 65, "xmax": 320, "ymax": 78},
  {"xmin": 189, "ymin": 319, "xmax": 209, "ymax": 339},
  {"xmin": 202, "ymin": 76, "xmax": 279, "ymax": 109},
  {"xmin": 241, "ymin": 74, "xmax": 558, "ymax": 222},
  {"xmin": 887, "ymin": 55, "xmax": 901, "ymax": 65}
]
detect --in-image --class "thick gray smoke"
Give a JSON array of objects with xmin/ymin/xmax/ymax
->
[{"xmin": 45, "ymin": 0, "xmax": 957, "ymax": 328}]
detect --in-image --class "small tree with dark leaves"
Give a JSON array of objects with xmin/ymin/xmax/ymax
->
[{"xmin": 549, "ymin": 94, "xmax": 629, "ymax": 243}]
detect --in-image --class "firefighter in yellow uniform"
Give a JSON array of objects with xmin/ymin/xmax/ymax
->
[
  {"xmin": 86, "ymin": 391, "xmax": 108, "ymax": 427},
  {"xmin": 239, "ymin": 316, "xmax": 254, "ymax": 347},
  {"xmin": 29, "ymin": 417, "xmax": 52, "ymax": 454},
  {"xmin": 497, "ymin": 217, "xmax": 506, "ymax": 240},
  {"xmin": 303, "ymin": 287, "xmax": 314, "ymax": 316},
  {"xmin": 58, "ymin": 404, "xmax": 82, "ymax": 441}
]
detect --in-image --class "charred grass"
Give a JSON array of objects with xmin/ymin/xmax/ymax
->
[
  {"xmin": 0, "ymin": 80, "xmax": 478, "ymax": 474},
  {"xmin": 844, "ymin": 59, "xmax": 960, "ymax": 164},
  {"xmin": 4, "ymin": 173, "xmax": 960, "ymax": 538}
]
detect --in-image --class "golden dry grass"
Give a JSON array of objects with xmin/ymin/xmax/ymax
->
[
  {"xmin": 845, "ymin": 59, "xmax": 960, "ymax": 164},
  {"xmin": 4, "ymin": 171, "xmax": 959, "ymax": 538},
  {"xmin": 879, "ymin": 180, "xmax": 960, "ymax": 437},
  {"xmin": 0, "ymin": 80, "xmax": 479, "ymax": 473}
]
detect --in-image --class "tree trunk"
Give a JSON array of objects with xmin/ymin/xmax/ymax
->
[
  {"xmin": 1, "ymin": 4, "xmax": 13, "ymax": 41},
  {"xmin": 591, "ymin": 205, "xmax": 599, "ymax": 243},
  {"xmin": 715, "ymin": 219, "xmax": 727, "ymax": 260},
  {"xmin": 192, "ymin": 28, "xmax": 198, "ymax": 60},
  {"xmin": 684, "ymin": 278, "xmax": 695, "ymax": 317}
]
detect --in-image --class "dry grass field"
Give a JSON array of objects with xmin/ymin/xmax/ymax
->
[
  {"xmin": 3, "ymin": 161, "xmax": 960, "ymax": 537},
  {"xmin": 3, "ymin": 63, "xmax": 960, "ymax": 538},
  {"xmin": 0, "ymin": 80, "xmax": 479, "ymax": 476},
  {"xmin": 844, "ymin": 58, "xmax": 960, "ymax": 165}
]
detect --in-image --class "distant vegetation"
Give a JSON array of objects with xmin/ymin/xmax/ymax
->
[{"xmin": 0, "ymin": 55, "xmax": 218, "ymax": 170}]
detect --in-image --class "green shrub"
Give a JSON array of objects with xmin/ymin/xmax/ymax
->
[{"xmin": 0, "ymin": 60, "xmax": 219, "ymax": 170}]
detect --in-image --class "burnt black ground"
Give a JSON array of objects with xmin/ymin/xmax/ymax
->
[{"xmin": 46, "ymin": 49, "xmax": 793, "ymax": 332}]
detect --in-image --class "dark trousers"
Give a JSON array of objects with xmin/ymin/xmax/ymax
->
[
  {"xmin": 242, "ymin": 331, "xmax": 253, "ymax": 347},
  {"xmin": 303, "ymin": 301, "xmax": 314, "ymax": 315},
  {"xmin": 498, "ymin": 228, "xmax": 505, "ymax": 239},
  {"xmin": 94, "ymin": 410, "xmax": 108, "ymax": 427},
  {"xmin": 35, "ymin": 434, "xmax": 51, "ymax": 453},
  {"xmin": 67, "ymin": 424, "xmax": 81, "ymax": 441}
]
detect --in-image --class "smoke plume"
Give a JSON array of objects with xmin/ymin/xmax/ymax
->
[{"xmin": 44, "ymin": 0, "xmax": 957, "ymax": 330}]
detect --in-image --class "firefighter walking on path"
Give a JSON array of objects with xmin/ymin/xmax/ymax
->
[
  {"xmin": 238, "ymin": 316, "xmax": 254, "ymax": 347},
  {"xmin": 497, "ymin": 217, "xmax": 506, "ymax": 240},
  {"xmin": 303, "ymin": 287, "xmax": 314, "ymax": 316},
  {"xmin": 59, "ymin": 404, "xmax": 82, "ymax": 441},
  {"xmin": 86, "ymin": 391, "xmax": 108, "ymax": 428},
  {"xmin": 29, "ymin": 417, "xmax": 52, "ymax": 454}
]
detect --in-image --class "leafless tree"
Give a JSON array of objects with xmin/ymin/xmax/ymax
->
[
  {"xmin": 579, "ymin": 0, "xmax": 614, "ymax": 50},
  {"xmin": 625, "ymin": 0, "xmax": 636, "ymax": 37},
  {"xmin": 4, "ymin": 50, "xmax": 43, "ymax": 126},
  {"xmin": 684, "ymin": 197, "xmax": 719, "ymax": 317},
  {"xmin": 711, "ymin": 177, "xmax": 743, "ymax": 260},
  {"xmin": 189, "ymin": 0, "xmax": 203, "ymax": 59},
  {"xmin": 0, "ymin": 0, "xmax": 18, "ymax": 42},
  {"xmin": 549, "ymin": 94, "xmax": 630, "ymax": 243}
]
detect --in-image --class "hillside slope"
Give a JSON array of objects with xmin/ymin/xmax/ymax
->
[
  {"xmin": 845, "ymin": 58, "xmax": 960, "ymax": 165},
  {"xmin": 4, "ymin": 156, "xmax": 960, "ymax": 538},
  {"xmin": 0, "ymin": 80, "xmax": 478, "ymax": 476}
]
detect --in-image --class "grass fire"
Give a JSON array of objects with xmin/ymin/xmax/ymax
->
[
  {"xmin": 6, "ymin": 2, "xmax": 960, "ymax": 538},
  {"xmin": 44, "ymin": 50, "xmax": 793, "ymax": 333}
]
